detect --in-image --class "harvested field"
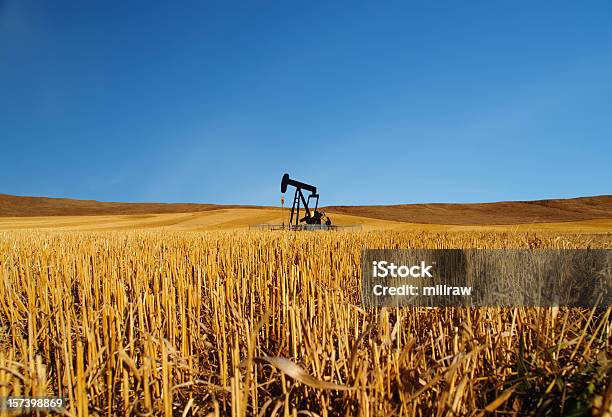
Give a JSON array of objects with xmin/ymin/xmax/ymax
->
[{"xmin": 0, "ymin": 230, "xmax": 610, "ymax": 416}]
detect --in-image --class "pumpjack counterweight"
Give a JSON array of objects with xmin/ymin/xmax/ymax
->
[{"xmin": 281, "ymin": 173, "xmax": 331, "ymax": 229}]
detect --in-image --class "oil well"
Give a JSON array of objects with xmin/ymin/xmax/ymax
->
[
  {"xmin": 280, "ymin": 173, "xmax": 332, "ymax": 228},
  {"xmin": 249, "ymin": 173, "xmax": 361, "ymax": 231}
]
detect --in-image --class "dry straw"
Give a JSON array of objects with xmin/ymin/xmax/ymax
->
[{"xmin": 0, "ymin": 230, "xmax": 610, "ymax": 416}]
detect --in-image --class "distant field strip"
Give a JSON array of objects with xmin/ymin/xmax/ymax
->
[
  {"xmin": 0, "ymin": 209, "xmax": 610, "ymax": 232},
  {"xmin": 326, "ymin": 195, "xmax": 612, "ymax": 225},
  {"xmin": 2, "ymin": 194, "xmax": 611, "ymax": 227}
]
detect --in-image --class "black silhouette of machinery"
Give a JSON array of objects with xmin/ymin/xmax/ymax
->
[{"xmin": 281, "ymin": 173, "xmax": 332, "ymax": 228}]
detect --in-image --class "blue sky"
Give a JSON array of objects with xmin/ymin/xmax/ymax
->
[{"xmin": 1, "ymin": 1, "xmax": 610, "ymax": 206}]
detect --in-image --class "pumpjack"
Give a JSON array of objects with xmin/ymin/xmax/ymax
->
[{"xmin": 281, "ymin": 173, "xmax": 332, "ymax": 228}]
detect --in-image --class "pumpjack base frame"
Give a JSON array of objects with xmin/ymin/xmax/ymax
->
[{"xmin": 249, "ymin": 224, "xmax": 363, "ymax": 231}]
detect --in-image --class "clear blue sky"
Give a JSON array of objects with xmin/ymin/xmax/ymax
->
[{"xmin": 1, "ymin": 1, "xmax": 610, "ymax": 206}]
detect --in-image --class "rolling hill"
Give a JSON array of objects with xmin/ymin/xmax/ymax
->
[
  {"xmin": 325, "ymin": 195, "xmax": 612, "ymax": 225},
  {"xmin": 0, "ymin": 193, "xmax": 610, "ymax": 227},
  {"xmin": 0, "ymin": 193, "xmax": 251, "ymax": 217}
]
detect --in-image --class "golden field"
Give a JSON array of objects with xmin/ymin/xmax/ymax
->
[
  {"xmin": 0, "ymin": 208, "xmax": 611, "ymax": 233},
  {"xmin": 0, "ymin": 229, "xmax": 611, "ymax": 417}
]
